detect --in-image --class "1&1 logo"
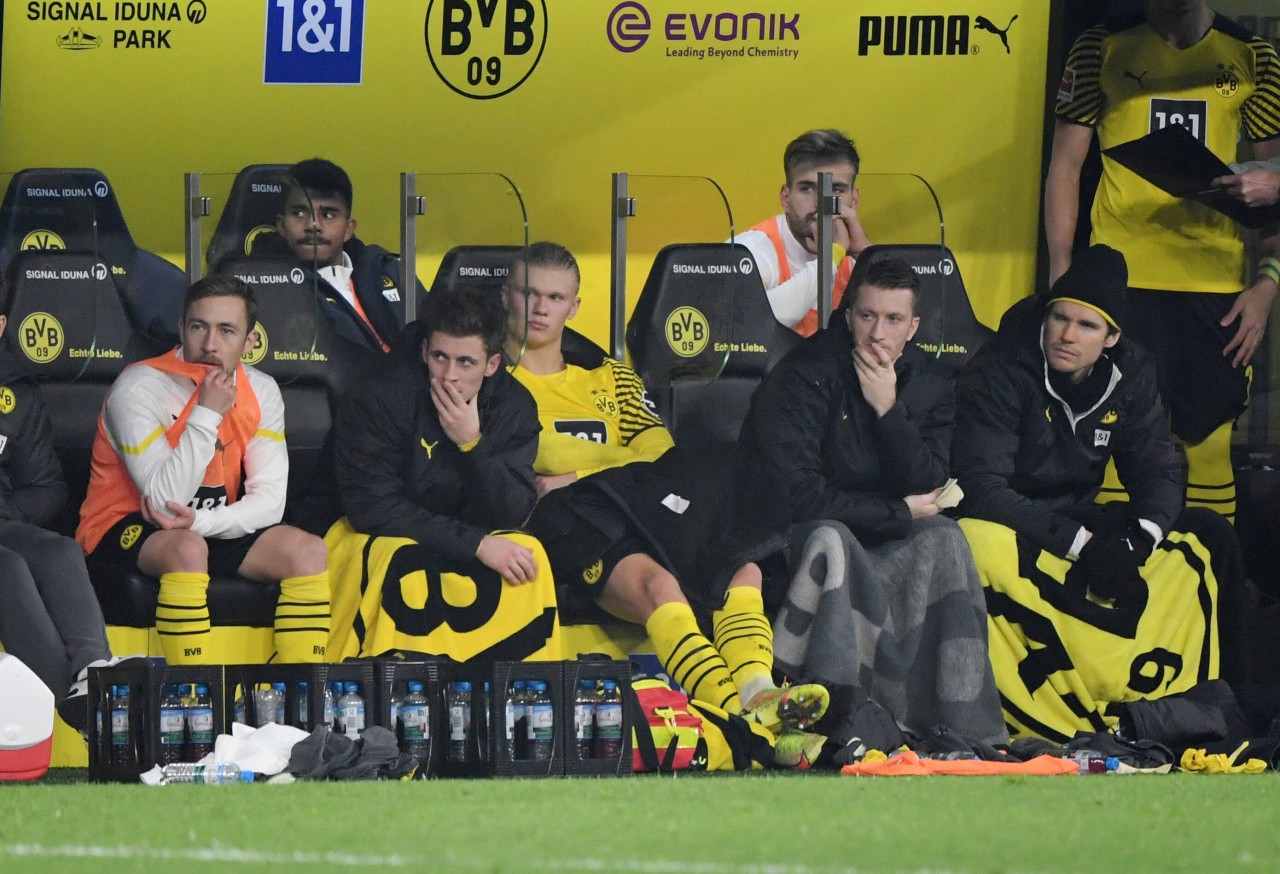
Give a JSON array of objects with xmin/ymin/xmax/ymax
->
[{"xmin": 424, "ymin": 0, "xmax": 547, "ymax": 99}]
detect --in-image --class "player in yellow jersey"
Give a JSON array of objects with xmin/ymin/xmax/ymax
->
[
  {"xmin": 1045, "ymin": 1, "xmax": 1280, "ymax": 522},
  {"xmin": 509, "ymin": 242, "xmax": 826, "ymax": 735}
]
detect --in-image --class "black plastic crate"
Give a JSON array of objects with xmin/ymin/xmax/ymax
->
[
  {"xmin": 223, "ymin": 663, "xmax": 324, "ymax": 733},
  {"xmin": 88, "ymin": 661, "xmax": 225, "ymax": 783},
  {"xmin": 562, "ymin": 658, "xmax": 633, "ymax": 777},
  {"xmin": 375, "ymin": 658, "xmax": 442, "ymax": 777}
]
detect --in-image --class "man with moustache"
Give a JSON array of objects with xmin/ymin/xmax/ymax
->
[
  {"xmin": 78, "ymin": 276, "xmax": 330, "ymax": 666},
  {"xmin": 252, "ymin": 158, "xmax": 424, "ymax": 354},
  {"xmin": 736, "ymin": 129, "xmax": 873, "ymax": 337}
]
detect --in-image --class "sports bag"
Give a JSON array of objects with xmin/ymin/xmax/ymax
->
[{"xmin": 626, "ymin": 678, "xmax": 708, "ymax": 772}]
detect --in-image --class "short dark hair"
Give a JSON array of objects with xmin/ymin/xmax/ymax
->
[
  {"xmin": 421, "ymin": 284, "xmax": 507, "ymax": 358},
  {"xmin": 285, "ymin": 158, "xmax": 353, "ymax": 213},
  {"xmin": 783, "ymin": 130, "xmax": 860, "ymax": 184},
  {"xmin": 183, "ymin": 274, "xmax": 259, "ymax": 329},
  {"xmin": 842, "ymin": 256, "xmax": 920, "ymax": 313},
  {"xmin": 507, "ymin": 241, "xmax": 581, "ymax": 286}
]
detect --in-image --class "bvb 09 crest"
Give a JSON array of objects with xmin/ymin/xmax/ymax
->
[{"xmin": 424, "ymin": 0, "xmax": 548, "ymax": 99}]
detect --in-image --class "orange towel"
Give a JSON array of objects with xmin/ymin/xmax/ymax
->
[{"xmin": 841, "ymin": 750, "xmax": 1079, "ymax": 776}]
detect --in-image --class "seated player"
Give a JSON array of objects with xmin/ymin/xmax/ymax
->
[
  {"xmin": 740, "ymin": 256, "xmax": 1005, "ymax": 742},
  {"xmin": 0, "ymin": 276, "xmax": 135, "ymax": 729},
  {"xmin": 250, "ymin": 157, "xmax": 424, "ymax": 354},
  {"xmin": 326, "ymin": 284, "xmax": 560, "ymax": 662},
  {"xmin": 77, "ymin": 275, "xmax": 330, "ymax": 666},
  {"xmin": 508, "ymin": 241, "xmax": 827, "ymax": 734},
  {"xmin": 953, "ymin": 245, "xmax": 1250, "ymax": 741},
  {"xmin": 735, "ymin": 129, "xmax": 873, "ymax": 337}
]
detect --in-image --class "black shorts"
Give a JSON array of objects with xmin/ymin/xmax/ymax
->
[
  {"xmin": 91, "ymin": 512, "xmax": 280, "ymax": 577},
  {"xmin": 1124, "ymin": 288, "xmax": 1250, "ymax": 445}
]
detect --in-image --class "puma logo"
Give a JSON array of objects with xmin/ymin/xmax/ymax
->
[
  {"xmin": 975, "ymin": 14, "xmax": 1017, "ymax": 53},
  {"xmin": 421, "ymin": 438, "xmax": 438, "ymax": 459},
  {"xmin": 1123, "ymin": 69, "xmax": 1148, "ymax": 89}
]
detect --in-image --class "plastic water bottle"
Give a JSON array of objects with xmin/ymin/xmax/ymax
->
[
  {"xmin": 574, "ymin": 679, "xmax": 598, "ymax": 759},
  {"xmin": 447, "ymin": 681, "xmax": 471, "ymax": 763},
  {"xmin": 255, "ymin": 683, "xmax": 284, "ymax": 727},
  {"xmin": 297, "ymin": 682, "xmax": 309, "ymax": 726},
  {"xmin": 159, "ymin": 762, "xmax": 254, "ymax": 785},
  {"xmin": 185, "ymin": 684, "xmax": 215, "ymax": 762},
  {"xmin": 401, "ymin": 681, "xmax": 430, "ymax": 763},
  {"xmin": 527, "ymin": 680, "xmax": 554, "ymax": 761},
  {"xmin": 1065, "ymin": 750, "xmax": 1119, "ymax": 774},
  {"xmin": 503, "ymin": 681, "xmax": 520, "ymax": 760},
  {"xmin": 233, "ymin": 687, "xmax": 246, "ymax": 726},
  {"xmin": 477, "ymin": 682, "xmax": 491, "ymax": 762},
  {"xmin": 337, "ymin": 682, "xmax": 365, "ymax": 738},
  {"xmin": 109, "ymin": 685, "xmax": 131, "ymax": 766},
  {"xmin": 389, "ymin": 689, "xmax": 402, "ymax": 734},
  {"xmin": 158, "ymin": 684, "xmax": 186, "ymax": 765},
  {"xmin": 595, "ymin": 679, "xmax": 623, "ymax": 759},
  {"xmin": 323, "ymin": 683, "xmax": 336, "ymax": 730},
  {"xmin": 511, "ymin": 680, "xmax": 530, "ymax": 759}
]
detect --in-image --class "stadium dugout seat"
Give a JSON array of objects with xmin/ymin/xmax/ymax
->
[
  {"xmin": 0, "ymin": 168, "xmax": 188, "ymax": 345},
  {"xmin": 855, "ymin": 244, "xmax": 994, "ymax": 370},
  {"xmin": 430, "ymin": 244, "xmax": 607, "ymax": 367},
  {"xmin": 203, "ymin": 164, "xmax": 291, "ymax": 275},
  {"xmin": 626, "ymin": 243, "xmax": 798, "ymax": 445}
]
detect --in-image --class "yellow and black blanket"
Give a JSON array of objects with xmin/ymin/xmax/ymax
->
[
  {"xmin": 324, "ymin": 518, "xmax": 562, "ymax": 662},
  {"xmin": 960, "ymin": 508, "xmax": 1241, "ymax": 742}
]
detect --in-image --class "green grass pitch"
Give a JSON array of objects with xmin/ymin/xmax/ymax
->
[{"xmin": 1, "ymin": 770, "xmax": 1279, "ymax": 872}]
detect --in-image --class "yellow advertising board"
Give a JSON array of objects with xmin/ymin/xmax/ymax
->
[{"xmin": 1, "ymin": 1, "xmax": 1052, "ymax": 341}]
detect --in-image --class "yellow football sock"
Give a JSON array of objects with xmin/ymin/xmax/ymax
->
[
  {"xmin": 713, "ymin": 586, "xmax": 774, "ymax": 705},
  {"xmin": 156, "ymin": 572, "xmax": 211, "ymax": 665},
  {"xmin": 275, "ymin": 571, "xmax": 331, "ymax": 663},
  {"xmin": 1185, "ymin": 421, "xmax": 1235, "ymax": 522},
  {"xmin": 646, "ymin": 601, "xmax": 740, "ymax": 712}
]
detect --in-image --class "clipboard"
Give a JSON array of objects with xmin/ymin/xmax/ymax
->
[{"xmin": 1102, "ymin": 124, "xmax": 1280, "ymax": 229}]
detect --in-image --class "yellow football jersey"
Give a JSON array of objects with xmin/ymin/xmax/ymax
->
[
  {"xmin": 510, "ymin": 357, "xmax": 674, "ymax": 478},
  {"xmin": 1057, "ymin": 16, "xmax": 1280, "ymax": 292}
]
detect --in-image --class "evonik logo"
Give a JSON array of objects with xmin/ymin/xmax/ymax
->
[
  {"xmin": 857, "ymin": 13, "xmax": 1017, "ymax": 57},
  {"xmin": 606, "ymin": 1, "xmax": 799, "ymax": 54}
]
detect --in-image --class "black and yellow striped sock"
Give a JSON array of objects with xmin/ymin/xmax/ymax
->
[
  {"xmin": 275, "ymin": 571, "xmax": 331, "ymax": 663},
  {"xmin": 712, "ymin": 586, "xmax": 774, "ymax": 706},
  {"xmin": 156, "ymin": 571, "xmax": 211, "ymax": 665},
  {"xmin": 646, "ymin": 601, "xmax": 740, "ymax": 712},
  {"xmin": 1185, "ymin": 421, "xmax": 1236, "ymax": 522}
]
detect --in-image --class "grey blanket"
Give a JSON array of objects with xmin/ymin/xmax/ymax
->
[{"xmin": 772, "ymin": 516, "xmax": 1008, "ymax": 745}]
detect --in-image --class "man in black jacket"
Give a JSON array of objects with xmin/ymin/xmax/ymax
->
[
  {"xmin": 954, "ymin": 244, "xmax": 1248, "ymax": 742},
  {"xmin": 252, "ymin": 158, "xmax": 423, "ymax": 354},
  {"xmin": 740, "ymin": 256, "xmax": 1006, "ymax": 743},
  {"xmin": 326, "ymin": 284, "xmax": 559, "ymax": 661},
  {"xmin": 0, "ymin": 278, "xmax": 131, "ymax": 729}
]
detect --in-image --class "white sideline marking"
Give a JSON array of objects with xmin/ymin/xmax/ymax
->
[{"xmin": 0, "ymin": 844, "xmax": 957, "ymax": 874}]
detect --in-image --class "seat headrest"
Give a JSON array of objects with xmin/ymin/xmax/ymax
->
[
  {"xmin": 626, "ymin": 243, "xmax": 781, "ymax": 386},
  {"xmin": 0, "ymin": 169, "xmax": 135, "ymax": 275},
  {"xmin": 852, "ymin": 244, "xmax": 993, "ymax": 369},
  {"xmin": 205, "ymin": 164, "xmax": 292, "ymax": 275},
  {"xmin": 430, "ymin": 245, "xmax": 521, "ymax": 292},
  {"xmin": 5, "ymin": 250, "xmax": 144, "ymax": 380},
  {"xmin": 216, "ymin": 255, "xmax": 355, "ymax": 383}
]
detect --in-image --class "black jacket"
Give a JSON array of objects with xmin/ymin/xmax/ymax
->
[
  {"xmin": 0, "ymin": 340, "xmax": 66, "ymax": 526},
  {"xmin": 739, "ymin": 313, "xmax": 952, "ymax": 544},
  {"xmin": 952, "ymin": 295, "xmax": 1183, "ymax": 558},
  {"xmin": 250, "ymin": 233, "xmax": 421, "ymax": 354},
  {"xmin": 333, "ymin": 325, "xmax": 540, "ymax": 564}
]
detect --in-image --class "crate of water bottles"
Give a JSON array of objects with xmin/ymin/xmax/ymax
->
[
  {"xmin": 375, "ymin": 659, "xmax": 440, "ymax": 776},
  {"xmin": 562, "ymin": 657, "xmax": 632, "ymax": 777},
  {"xmin": 223, "ymin": 662, "xmax": 378, "ymax": 738},
  {"xmin": 86, "ymin": 661, "xmax": 225, "ymax": 783}
]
